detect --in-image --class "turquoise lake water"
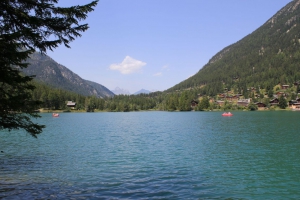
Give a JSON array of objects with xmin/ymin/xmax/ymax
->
[{"xmin": 0, "ymin": 111, "xmax": 300, "ymax": 199}]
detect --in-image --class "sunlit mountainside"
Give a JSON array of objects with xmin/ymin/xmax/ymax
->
[
  {"xmin": 23, "ymin": 52, "xmax": 114, "ymax": 98},
  {"xmin": 167, "ymin": 0, "xmax": 300, "ymax": 96}
]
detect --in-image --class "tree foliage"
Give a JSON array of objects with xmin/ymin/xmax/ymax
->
[
  {"xmin": 197, "ymin": 96, "xmax": 210, "ymax": 111},
  {"xmin": 247, "ymin": 102, "xmax": 258, "ymax": 111},
  {"xmin": 0, "ymin": 0, "xmax": 98, "ymax": 137},
  {"xmin": 278, "ymin": 95, "xmax": 288, "ymax": 109}
]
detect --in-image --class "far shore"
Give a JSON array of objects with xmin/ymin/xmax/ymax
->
[{"xmin": 38, "ymin": 107, "xmax": 295, "ymax": 113}]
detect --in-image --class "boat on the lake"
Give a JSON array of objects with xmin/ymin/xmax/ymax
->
[
  {"xmin": 222, "ymin": 112, "xmax": 233, "ymax": 116},
  {"xmin": 52, "ymin": 113, "xmax": 59, "ymax": 117}
]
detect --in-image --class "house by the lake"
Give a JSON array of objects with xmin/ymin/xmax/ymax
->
[
  {"xmin": 190, "ymin": 100, "xmax": 198, "ymax": 108},
  {"xmin": 216, "ymin": 100, "xmax": 225, "ymax": 107},
  {"xmin": 289, "ymin": 98, "xmax": 300, "ymax": 110},
  {"xmin": 275, "ymin": 91, "xmax": 285, "ymax": 97},
  {"xmin": 255, "ymin": 102, "xmax": 266, "ymax": 108},
  {"xmin": 270, "ymin": 98, "xmax": 279, "ymax": 106},
  {"xmin": 66, "ymin": 101, "xmax": 76, "ymax": 109},
  {"xmin": 237, "ymin": 99, "xmax": 250, "ymax": 107}
]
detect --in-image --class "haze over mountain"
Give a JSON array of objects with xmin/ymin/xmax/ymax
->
[
  {"xmin": 167, "ymin": 0, "xmax": 300, "ymax": 96},
  {"xmin": 111, "ymin": 87, "xmax": 152, "ymax": 95},
  {"xmin": 23, "ymin": 52, "xmax": 114, "ymax": 98},
  {"xmin": 134, "ymin": 89, "xmax": 152, "ymax": 95},
  {"xmin": 112, "ymin": 87, "xmax": 131, "ymax": 95}
]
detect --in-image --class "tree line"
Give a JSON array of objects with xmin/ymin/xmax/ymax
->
[
  {"xmin": 32, "ymin": 81, "xmax": 292, "ymax": 113},
  {"xmin": 31, "ymin": 83, "xmax": 202, "ymax": 112}
]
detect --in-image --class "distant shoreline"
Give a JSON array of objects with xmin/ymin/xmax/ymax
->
[{"xmin": 38, "ymin": 108, "xmax": 294, "ymax": 113}]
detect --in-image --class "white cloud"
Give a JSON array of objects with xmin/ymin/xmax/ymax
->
[
  {"xmin": 153, "ymin": 65, "xmax": 170, "ymax": 77},
  {"xmin": 153, "ymin": 72, "xmax": 162, "ymax": 76},
  {"xmin": 162, "ymin": 65, "xmax": 169, "ymax": 70},
  {"xmin": 109, "ymin": 56, "xmax": 146, "ymax": 74}
]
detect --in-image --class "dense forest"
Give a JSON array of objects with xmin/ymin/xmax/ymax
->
[
  {"xmin": 31, "ymin": 81, "xmax": 197, "ymax": 112},
  {"xmin": 31, "ymin": 78, "xmax": 297, "ymax": 112}
]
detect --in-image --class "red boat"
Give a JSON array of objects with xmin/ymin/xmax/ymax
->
[
  {"xmin": 52, "ymin": 113, "xmax": 59, "ymax": 117},
  {"xmin": 222, "ymin": 112, "xmax": 233, "ymax": 116}
]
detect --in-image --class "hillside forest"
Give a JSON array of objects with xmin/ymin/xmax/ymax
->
[
  {"xmin": 31, "ymin": 80, "xmax": 298, "ymax": 112},
  {"xmin": 167, "ymin": 0, "xmax": 300, "ymax": 97}
]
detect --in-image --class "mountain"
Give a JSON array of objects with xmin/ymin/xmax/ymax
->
[
  {"xmin": 112, "ymin": 87, "xmax": 131, "ymax": 95},
  {"xmin": 23, "ymin": 52, "xmax": 114, "ymax": 98},
  {"xmin": 134, "ymin": 89, "xmax": 151, "ymax": 95},
  {"xmin": 84, "ymin": 80, "xmax": 115, "ymax": 97},
  {"xmin": 111, "ymin": 87, "xmax": 153, "ymax": 95},
  {"xmin": 167, "ymin": 0, "xmax": 300, "ymax": 96}
]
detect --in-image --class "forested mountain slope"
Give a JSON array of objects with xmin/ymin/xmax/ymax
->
[
  {"xmin": 167, "ymin": 0, "xmax": 300, "ymax": 96},
  {"xmin": 23, "ymin": 52, "xmax": 114, "ymax": 98}
]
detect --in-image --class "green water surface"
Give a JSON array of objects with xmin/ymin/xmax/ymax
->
[{"xmin": 0, "ymin": 111, "xmax": 299, "ymax": 199}]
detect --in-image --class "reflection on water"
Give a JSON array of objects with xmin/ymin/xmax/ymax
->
[{"xmin": 1, "ymin": 111, "xmax": 300, "ymax": 199}]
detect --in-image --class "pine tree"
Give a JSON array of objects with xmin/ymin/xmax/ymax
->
[
  {"xmin": 278, "ymin": 95, "xmax": 288, "ymax": 109},
  {"xmin": 198, "ymin": 96, "xmax": 210, "ymax": 111},
  {"xmin": 0, "ymin": 0, "xmax": 98, "ymax": 137}
]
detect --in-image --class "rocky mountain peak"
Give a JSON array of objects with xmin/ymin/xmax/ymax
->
[{"xmin": 23, "ymin": 52, "xmax": 114, "ymax": 98}]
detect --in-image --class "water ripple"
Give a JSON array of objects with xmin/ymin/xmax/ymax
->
[{"xmin": 1, "ymin": 111, "xmax": 300, "ymax": 199}]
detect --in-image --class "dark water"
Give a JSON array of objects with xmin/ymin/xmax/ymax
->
[{"xmin": 0, "ymin": 111, "xmax": 300, "ymax": 199}]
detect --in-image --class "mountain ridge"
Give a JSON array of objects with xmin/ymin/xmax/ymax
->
[
  {"xmin": 23, "ymin": 52, "xmax": 114, "ymax": 98},
  {"xmin": 167, "ymin": 0, "xmax": 300, "ymax": 96},
  {"xmin": 134, "ymin": 89, "xmax": 151, "ymax": 95},
  {"xmin": 112, "ymin": 87, "xmax": 131, "ymax": 95}
]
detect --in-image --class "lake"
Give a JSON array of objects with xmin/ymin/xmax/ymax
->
[{"xmin": 1, "ymin": 111, "xmax": 300, "ymax": 199}]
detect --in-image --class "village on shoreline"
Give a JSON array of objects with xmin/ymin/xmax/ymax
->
[
  {"xmin": 201, "ymin": 83, "xmax": 300, "ymax": 111},
  {"xmin": 37, "ymin": 82, "xmax": 300, "ymax": 113}
]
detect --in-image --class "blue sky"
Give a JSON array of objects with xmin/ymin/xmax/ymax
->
[{"xmin": 47, "ymin": 0, "xmax": 292, "ymax": 94}]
